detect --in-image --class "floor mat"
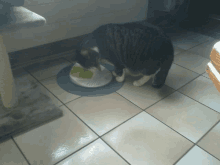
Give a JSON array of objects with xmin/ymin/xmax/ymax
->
[{"xmin": 0, "ymin": 72, "xmax": 63, "ymax": 143}]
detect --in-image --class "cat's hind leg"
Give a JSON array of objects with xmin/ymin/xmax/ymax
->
[
  {"xmin": 133, "ymin": 75, "xmax": 152, "ymax": 87},
  {"xmin": 152, "ymin": 57, "xmax": 173, "ymax": 89}
]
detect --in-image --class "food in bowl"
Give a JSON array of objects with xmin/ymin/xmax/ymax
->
[{"xmin": 70, "ymin": 66, "xmax": 94, "ymax": 79}]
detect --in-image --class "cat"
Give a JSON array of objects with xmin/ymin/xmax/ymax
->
[{"xmin": 72, "ymin": 21, "xmax": 174, "ymax": 88}]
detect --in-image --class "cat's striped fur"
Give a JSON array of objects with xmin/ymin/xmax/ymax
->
[{"xmin": 73, "ymin": 21, "xmax": 174, "ymax": 88}]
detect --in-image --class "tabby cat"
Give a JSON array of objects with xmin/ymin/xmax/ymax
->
[{"xmin": 73, "ymin": 21, "xmax": 174, "ymax": 88}]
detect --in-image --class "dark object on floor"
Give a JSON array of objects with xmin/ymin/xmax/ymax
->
[
  {"xmin": 0, "ymin": 73, "xmax": 63, "ymax": 143},
  {"xmin": 57, "ymin": 63, "xmax": 124, "ymax": 96}
]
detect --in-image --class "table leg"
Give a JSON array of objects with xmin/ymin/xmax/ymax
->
[{"xmin": 0, "ymin": 35, "xmax": 18, "ymax": 108}]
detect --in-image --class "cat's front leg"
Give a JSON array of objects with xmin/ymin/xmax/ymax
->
[
  {"xmin": 115, "ymin": 68, "xmax": 125, "ymax": 83},
  {"xmin": 133, "ymin": 75, "xmax": 152, "ymax": 87},
  {"xmin": 112, "ymin": 65, "xmax": 123, "ymax": 77}
]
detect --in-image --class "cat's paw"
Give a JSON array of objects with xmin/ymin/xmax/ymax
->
[
  {"xmin": 152, "ymin": 78, "xmax": 165, "ymax": 89},
  {"xmin": 152, "ymin": 83, "xmax": 164, "ymax": 89},
  {"xmin": 133, "ymin": 81, "xmax": 143, "ymax": 87},
  {"xmin": 116, "ymin": 76, "xmax": 125, "ymax": 83},
  {"xmin": 112, "ymin": 71, "xmax": 118, "ymax": 77}
]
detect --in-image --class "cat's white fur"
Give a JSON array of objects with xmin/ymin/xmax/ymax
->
[
  {"xmin": 91, "ymin": 46, "xmax": 100, "ymax": 53},
  {"xmin": 113, "ymin": 69, "xmax": 153, "ymax": 87},
  {"xmin": 91, "ymin": 46, "xmax": 154, "ymax": 86}
]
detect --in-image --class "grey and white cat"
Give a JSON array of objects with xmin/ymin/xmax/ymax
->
[{"xmin": 73, "ymin": 21, "xmax": 174, "ymax": 88}]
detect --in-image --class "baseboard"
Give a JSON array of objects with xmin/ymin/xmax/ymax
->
[{"xmin": 9, "ymin": 34, "xmax": 88, "ymax": 70}]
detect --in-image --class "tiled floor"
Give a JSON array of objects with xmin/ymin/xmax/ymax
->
[{"xmin": 1, "ymin": 26, "xmax": 220, "ymax": 165}]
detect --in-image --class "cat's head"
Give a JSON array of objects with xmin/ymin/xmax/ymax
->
[{"xmin": 73, "ymin": 46, "xmax": 101, "ymax": 71}]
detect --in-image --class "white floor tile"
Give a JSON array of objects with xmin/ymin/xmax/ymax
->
[
  {"xmin": 14, "ymin": 106, "xmax": 98, "ymax": 165},
  {"xmin": 174, "ymin": 51, "xmax": 210, "ymax": 74},
  {"xmin": 57, "ymin": 139, "xmax": 129, "ymax": 165},
  {"xmin": 117, "ymin": 76, "xmax": 175, "ymax": 109},
  {"xmin": 187, "ymin": 38, "xmax": 218, "ymax": 59},
  {"xmin": 146, "ymin": 91, "xmax": 220, "ymax": 143},
  {"xmin": 165, "ymin": 64, "xmax": 199, "ymax": 90},
  {"xmin": 178, "ymin": 76, "xmax": 220, "ymax": 113},
  {"xmin": 40, "ymin": 76, "xmax": 80, "ymax": 104},
  {"xmin": 198, "ymin": 122, "xmax": 220, "ymax": 160},
  {"xmin": 0, "ymin": 139, "xmax": 29, "ymax": 165},
  {"xmin": 176, "ymin": 146, "xmax": 220, "ymax": 165},
  {"xmin": 66, "ymin": 93, "xmax": 142, "ymax": 136},
  {"xmin": 102, "ymin": 112, "xmax": 193, "ymax": 165}
]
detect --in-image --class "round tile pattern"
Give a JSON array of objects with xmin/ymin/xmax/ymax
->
[{"xmin": 57, "ymin": 63, "xmax": 124, "ymax": 97}]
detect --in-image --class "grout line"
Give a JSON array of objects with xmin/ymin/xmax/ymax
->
[
  {"xmin": 100, "ymin": 110, "xmax": 143, "ymax": 138},
  {"xmin": 21, "ymin": 67, "xmax": 67, "ymax": 107},
  {"xmin": 172, "ymin": 33, "xmax": 214, "ymax": 51},
  {"xmin": 23, "ymin": 62, "xmax": 218, "ymax": 164},
  {"xmin": 53, "ymin": 99, "xmax": 136, "ymax": 165},
  {"xmin": 173, "ymin": 144, "xmax": 196, "ymax": 165},
  {"xmin": 109, "ymin": 75, "xmax": 219, "ymax": 164},
  {"xmin": 54, "ymin": 137, "xmax": 133, "ymax": 165},
  {"xmin": 173, "ymin": 120, "xmax": 220, "ymax": 165},
  {"xmin": 58, "ymin": 27, "xmax": 219, "ymax": 163},
  {"xmin": 173, "ymin": 75, "xmax": 200, "ymax": 90},
  {"xmin": 196, "ymin": 145, "xmax": 220, "ymax": 162},
  {"xmin": 172, "ymin": 65, "xmax": 220, "ymax": 115},
  {"xmin": 21, "ymin": 59, "xmax": 219, "ymax": 165},
  {"xmin": 172, "ymin": 62, "xmax": 203, "ymax": 75},
  {"xmin": 100, "ymin": 138, "xmax": 132, "ymax": 165},
  {"xmin": 63, "ymin": 96, "xmax": 82, "ymax": 105},
  {"xmin": 113, "ymin": 91, "xmax": 197, "ymax": 145},
  {"xmin": 178, "ymin": 90, "xmax": 220, "ymax": 115},
  {"xmin": 10, "ymin": 28, "xmax": 220, "ymax": 164},
  {"xmin": 196, "ymin": 120, "xmax": 220, "ymax": 146},
  {"xmin": 55, "ymin": 89, "xmax": 177, "ymax": 164},
  {"xmin": 54, "ymin": 138, "xmax": 100, "ymax": 165},
  {"xmin": 201, "ymin": 73, "xmax": 210, "ymax": 79},
  {"xmin": 11, "ymin": 137, "xmax": 31, "ymax": 165},
  {"xmin": 116, "ymin": 91, "xmax": 146, "ymax": 110},
  {"xmin": 176, "ymin": 69, "xmax": 220, "ymax": 115}
]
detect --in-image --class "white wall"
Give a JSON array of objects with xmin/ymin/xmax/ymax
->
[{"xmin": 2, "ymin": 0, "xmax": 149, "ymax": 53}]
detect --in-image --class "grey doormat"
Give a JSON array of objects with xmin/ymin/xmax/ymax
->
[{"xmin": 0, "ymin": 72, "xmax": 63, "ymax": 143}]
